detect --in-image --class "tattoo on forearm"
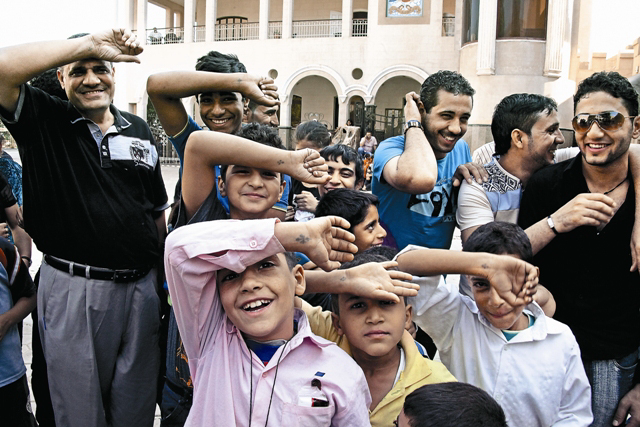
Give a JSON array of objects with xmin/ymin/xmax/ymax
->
[
  {"xmin": 481, "ymin": 263, "xmax": 489, "ymax": 270},
  {"xmin": 296, "ymin": 235, "xmax": 310, "ymax": 244},
  {"xmin": 277, "ymin": 160, "xmax": 284, "ymax": 165},
  {"xmin": 340, "ymin": 276, "xmax": 346, "ymax": 282}
]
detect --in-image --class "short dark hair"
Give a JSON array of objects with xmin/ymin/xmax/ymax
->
[
  {"xmin": 220, "ymin": 123, "xmax": 286, "ymax": 182},
  {"xmin": 283, "ymin": 252, "xmax": 298, "ymax": 270},
  {"xmin": 492, "ymin": 93, "xmax": 558, "ymax": 156},
  {"xmin": 331, "ymin": 250, "xmax": 403, "ymax": 314},
  {"xmin": 295, "ymin": 121, "xmax": 332, "ymax": 150},
  {"xmin": 463, "ymin": 221, "xmax": 533, "ymax": 263},
  {"xmin": 419, "ymin": 70, "xmax": 475, "ymax": 114},
  {"xmin": 574, "ymin": 71, "xmax": 639, "ymax": 117},
  {"xmin": 403, "ymin": 383, "xmax": 508, "ymax": 427},
  {"xmin": 195, "ymin": 51, "xmax": 247, "ymax": 73},
  {"xmin": 30, "ymin": 68, "xmax": 68, "ymax": 100},
  {"xmin": 315, "ymin": 189, "xmax": 378, "ymax": 232},
  {"xmin": 319, "ymin": 144, "xmax": 364, "ymax": 186}
]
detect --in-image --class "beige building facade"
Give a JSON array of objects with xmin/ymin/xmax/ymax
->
[{"xmin": 111, "ymin": 0, "xmax": 611, "ymax": 151}]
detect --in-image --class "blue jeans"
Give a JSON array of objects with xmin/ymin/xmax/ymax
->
[{"xmin": 583, "ymin": 348, "xmax": 639, "ymax": 426}]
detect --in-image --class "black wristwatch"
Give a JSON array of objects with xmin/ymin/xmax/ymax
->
[{"xmin": 403, "ymin": 120, "xmax": 423, "ymax": 135}]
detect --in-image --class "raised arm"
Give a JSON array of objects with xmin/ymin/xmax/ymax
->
[
  {"xmin": 181, "ymin": 130, "xmax": 329, "ymax": 220},
  {"xmin": 381, "ymin": 92, "xmax": 437, "ymax": 194},
  {"xmin": 5, "ymin": 205, "xmax": 31, "ymax": 262},
  {"xmin": 396, "ymin": 248, "xmax": 538, "ymax": 306},
  {"xmin": 0, "ymin": 29, "xmax": 142, "ymax": 114},
  {"xmin": 146, "ymin": 72, "xmax": 278, "ymax": 137},
  {"xmin": 303, "ymin": 261, "xmax": 416, "ymax": 303}
]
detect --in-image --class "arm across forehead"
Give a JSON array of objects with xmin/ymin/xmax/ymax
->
[{"xmin": 0, "ymin": 29, "xmax": 141, "ymax": 114}]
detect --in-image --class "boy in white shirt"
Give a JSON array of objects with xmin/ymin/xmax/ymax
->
[{"xmin": 395, "ymin": 221, "xmax": 592, "ymax": 426}]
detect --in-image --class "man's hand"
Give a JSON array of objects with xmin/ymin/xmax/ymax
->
[
  {"xmin": 551, "ymin": 193, "xmax": 615, "ymax": 233},
  {"xmin": 452, "ymin": 162, "xmax": 488, "ymax": 187},
  {"xmin": 239, "ymin": 76, "xmax": 279, "ymax": 107},
  {"xmin": 403, "ymin": 92, "xmax": 422, "ymax": 122},
  {"xmin": 614, "ymin": 384, "xmax": 640, "ymax": 426},
  {"xmin": 275, "ymin": 216, "xmax": 357, "ymax": 271},
  {"xmin": 294, "ymin": 191, "xmax": 318, "ymax": 213},
  {"xmin": 342, "ymin": 261, "xmax": 417, "ymax": 303},
  {"xmin": 88, "ymin": 29, "xmax": 143, "ymax": 63},
  {"xmin": 482, "ymin": 255, "xmax": 539, "ymax": 307},
  {"xmin": 288, "ymin": 149, "xmax": 330, "ymax": 185}
]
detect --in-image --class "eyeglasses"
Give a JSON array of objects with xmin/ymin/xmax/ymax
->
[{"xmin": 571, "ymin": 111, "xmax": 636, "ymax": 134}]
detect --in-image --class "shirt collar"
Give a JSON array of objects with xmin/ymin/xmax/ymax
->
[
  {"xmin": 68, "ymin": 103, "xmax": 131, "ymax": 133},
  {"xmin": 465, "ymin": 298, "xmax": 562, "ymax": 341}
]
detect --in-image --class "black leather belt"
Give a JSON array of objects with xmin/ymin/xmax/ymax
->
[{"xmin": 44, "ymin": 255, "xmax": 151, "ymax": 283}]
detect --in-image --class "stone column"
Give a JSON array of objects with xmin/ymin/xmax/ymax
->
[
  {"xmin": 205, "ymin": 0, "xmax": 217, "ymax": 42},
  {"xmin": 136, "ymin": 0, "xmax": 148, "ymax": 45},
  {"xmin": 282, "ymin": 0, "xmax": 293, "ymax": 39},
  {"xmin": 259, "ymin": 0, "xmax": 270, "ymax": 40},
  {"xmin": 184, "ymin": 0, "xmax": 196, "ymax": 43},
  {"xmin": 476, "ymin": 0, "xmax": 497, "ymax": 75},
  {"xmin": 342, "ymin": 0, "xmax": 353, "ymax": 38},
  {"xmin": 544, "ymin": 0, "xmax": 569, "ymax": 77}
]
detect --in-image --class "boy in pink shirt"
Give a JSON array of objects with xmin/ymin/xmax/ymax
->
[{"xmin": 165, "ymin": 216, "xmax": 373, "ymax": 426}]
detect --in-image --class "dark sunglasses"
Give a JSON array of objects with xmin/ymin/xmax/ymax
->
[{"xmin": 571, "ymin": 111, "xmax": 635, "ymax": 133}]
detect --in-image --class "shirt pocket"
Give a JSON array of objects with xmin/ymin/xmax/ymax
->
[{"xmin": 280, "ymin": 402, "xmax": 333, "ymax": 426}]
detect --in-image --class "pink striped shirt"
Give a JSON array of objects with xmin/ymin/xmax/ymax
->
[{"xmin": 165, "ymin": 218, "xmax": 372, "ymax": 426}]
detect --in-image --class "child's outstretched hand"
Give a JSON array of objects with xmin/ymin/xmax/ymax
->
[
  {"xmin": 275, "ymin": 216, "xmax": 357, "ymax": 271},
  {"xmin": 482, "ymin": 255, "xmax": 539, "ymax": 307},
  {"xmin": 288, "ymin": 149, "xmax": 330, "ymax": 185},
  {"xmin": 341, "ymin": 261, "xmax": 417, "ymax": 303}
]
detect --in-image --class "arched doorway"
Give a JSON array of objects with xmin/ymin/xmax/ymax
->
[
  {"xmin": 290, "ymin": 75, "xmax": 338, "ymax": 129},
  {"xmin": 374, "ymin": 76, "xmax": 421, "ymax": 140}
]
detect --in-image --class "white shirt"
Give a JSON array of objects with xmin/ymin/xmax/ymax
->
[{"xmin": 400, "ymin": 245, "xmax": 593, "ymax": 427}]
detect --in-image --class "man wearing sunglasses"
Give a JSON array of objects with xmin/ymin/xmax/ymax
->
[{"xmin": 519, "ymin": 71, "xmax": 640, "ymax": 427}]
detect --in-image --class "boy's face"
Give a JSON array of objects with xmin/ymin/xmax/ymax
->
[
  {"xmin": 333, "ymin": 294, "xmax": 411, "ymax": 358},
  {"xmin": 469, "ymin": 254, "xmax": 527, "ymax": 331},
  {"xmin": 198, "ymin": 91, "xmax": 246, "ymax": 134},
  {"xmin": 319, "ymin": 155, "xmax": 360, "ymax": 197},
  {"xmin": 217, "ymin": 254, "xmax": 305, "ymax": 342},
  {"xmin": 219, "ymin": 165, "xmax": 285, "ymax": 219},
  {"xmin": 352, "ymin": 205, "xmax": 387, "ymax": 252}
]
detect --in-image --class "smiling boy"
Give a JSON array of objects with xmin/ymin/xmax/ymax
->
[
  {"xmin": 298, "ymin": 252, "xmax": 455, "ymax": 427},
  {"xmin": 396, "ymin": 222, "xmax": 592, "ymax": 426},
  {"xmin": 318, "ymin": 144, "xmax": 364, "ymax": 198},
  {"xmin": 165, "ymin": 216, "xmax": 372, "ymax": 426},
  {"xmin": 316, "ymin": 189, "xmax": 387, "ymax": 252}
]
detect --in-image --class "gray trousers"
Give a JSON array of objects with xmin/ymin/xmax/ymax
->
[{"xmin": 38, "ymin": 262, "xmax": 160, "ymax": 427}]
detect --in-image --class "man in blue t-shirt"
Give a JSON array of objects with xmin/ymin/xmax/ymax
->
[{"xmin": 373, "ymin": 71, "xmax": 478, "ymax": 250}]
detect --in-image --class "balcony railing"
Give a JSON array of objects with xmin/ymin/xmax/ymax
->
[
  {"xmin": 442, "ymin": 15, "xmax": 455, "ymax": 37},
  {"xmin": 292, "ymin": 19, "xmax": 342, "ymax": 38},
  {"xmin": 353, "ymin": 19, "xmax": 368, "ymax": 37},
  {"xmin": 269, "ymin": 21, "xmax": 283, "ymax": 39},
  {"xmin": 146, "ymin": 27, "xmax": 184, "ymax": 44},
  {"xmin": 145, "ymin": 18, "xmax": 369, "ymax": 44},
  {"xmin": 194, "ymin": 25, "xmax": 206, "ymax": 42},
  {"xmin": 215, "ymin": 22, "xmax": 259, "ymax": 41}
]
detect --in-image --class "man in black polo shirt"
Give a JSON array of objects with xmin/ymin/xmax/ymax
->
[
  {"xmin": 0, "ymin": 30, "xmax": 168, "ymax": 427},
  {"xmin": 519, "ymin": 71, "xmax": 640, "ymax": 427}
]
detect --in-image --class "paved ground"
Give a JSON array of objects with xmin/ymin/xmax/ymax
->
[{"xmin": 14, "ymin": 147, "xmax": 461, "ymax": 425}]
